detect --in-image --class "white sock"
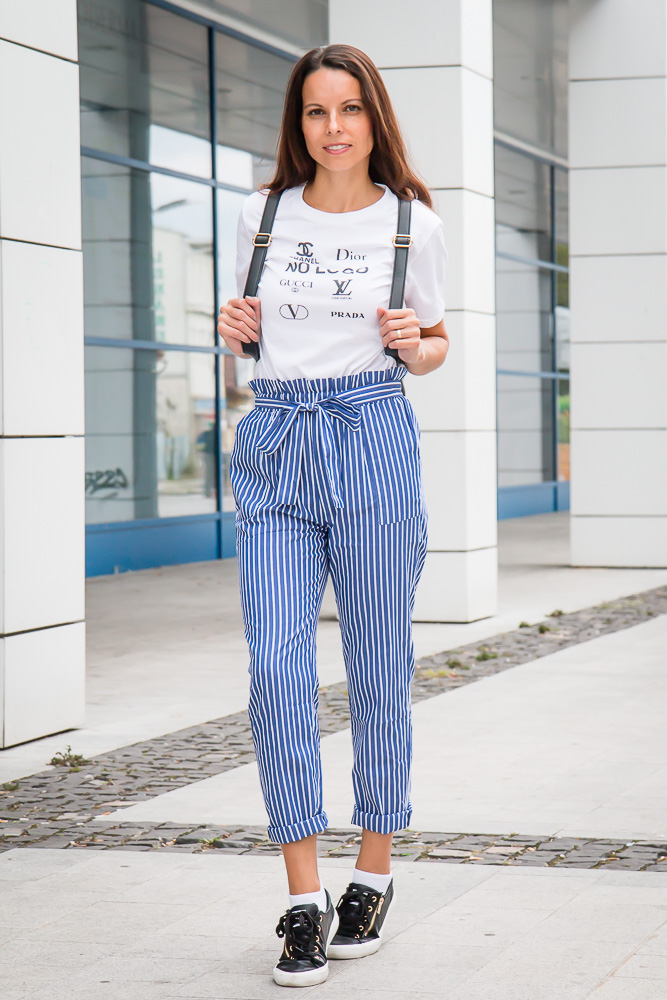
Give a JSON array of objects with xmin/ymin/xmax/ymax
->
[
  {"xmin": 288, "ymin": 879, "xmax": 328, "ymax": 913},
  {"xmin": 353, "ymin": 867, "xmax": 392, "ymax": 894}
]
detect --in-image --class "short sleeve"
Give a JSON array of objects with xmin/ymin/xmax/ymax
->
[{"xmin": 404, "ymin": 214, "xmax": 448, "ymax": 328}]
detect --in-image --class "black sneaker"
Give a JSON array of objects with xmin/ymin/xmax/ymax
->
[
  {"xmin": 327, "ymin": 879, "xmax": 394, "ymax": 959},
  {"xmin": 273, "ymin": 888, "xmax": 337, "ymax": 987}
]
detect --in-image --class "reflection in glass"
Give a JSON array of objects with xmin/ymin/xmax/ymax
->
[
  {"xmin": 497, "ymin": 374, "xmax": 555, "ymax": 487},
  {"xmin": 493, "ymin": 0, "xmax": 568, "ymax": 158},
  {"xmin": 78, "ymin": 0, "xmax": 211, "ymax": 177},
  {"xmin": 495, "ymin": 145, "xmax": 551, "ymax": 263},
  {"xmin": 496, "ymin": 259, "xmax": 553, "ymax": 373},
  {"xmin": 557, "ymin": 378, "xmax": 570, "ymax": 482},
  {"xmin": 81, "ymin": 157, "xmax": 214, "ymax": 347},
  {"xmin": 215, "ymin": 31, "xmax": 292, "ymax": 187},
  {"xmin": 85, "ymin": 346, "xmax": 218, "ymax": 522}
]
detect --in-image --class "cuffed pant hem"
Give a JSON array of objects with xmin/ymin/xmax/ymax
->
[
  {"xmin": 266, "ymin": 810, "xmax": 329, "ymax": 845},
  {"xmin": 351, "ymin": 806, "xmax": 412, "ymax": 834}
]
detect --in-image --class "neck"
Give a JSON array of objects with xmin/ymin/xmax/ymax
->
[{"xmin": 303, "ymin": 167, "xmax": 384, "ymax": 213}]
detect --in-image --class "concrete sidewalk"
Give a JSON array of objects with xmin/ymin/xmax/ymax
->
[{"xmin": 1, "ymin": 512, "xmax": 667, "ymax": 998}]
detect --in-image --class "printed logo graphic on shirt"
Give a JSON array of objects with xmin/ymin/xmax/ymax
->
[
  {"xmin": 279, "ymin": 303, "xmax": 309, "ymax": 320},
  {"xmin": 280, "ymin": 278, "xmax": 313, "ymax": 293},
  {"xmin": 331, "ymin": 311, "xmax": 365, "ymax": 319},
  {"xmin": 333, "ymin": 279, "xmax": 352, "ymax": 296},
  {"xmin": 298, "ymin": 241, "xmax": 314, "ymax": 257},
  {"xmin": 336, "ymin": 248, "xmax": 367, "ymax": 261}
]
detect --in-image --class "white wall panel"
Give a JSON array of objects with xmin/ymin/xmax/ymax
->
[
  {"xmin": 437, "ymin": 188, "xmax": 496, "ymax": 315},
  {"xmin": 410, "ymin": 311, "xmax": 495, "ymax": 432},
  {"xmin": 571, "ymin": 342, "xmax": 667, "ymax": 430},
  {"xmin": 0, "ymin": 40, "xmax": 81, "ymax": 248},
  {"xmin": 421, "ymin": 430, "xmax": 497, "ymax": 551},
  {"xmin": 569, "ymin": 78, "xmax": 666, "ymax": 169},
  {"xmin": 570, "ymin": 255, "xmax": 667, "ymax": 344},
  {"xmin": 1, "ymin": 623, "xmax": 85, "ymax": 748},
  {"xmin": 569, "ymin": 0, "xmax": 666, "ymax": 81},
  {"xmin": 414, "ymin": 547, "xmax": 498, "ymax": 623},
  {"xmin": 329, "ymin": 0, "xmax": 492, "ymax": 76},
  {"xmin": 0, "ymin": 0, "xmax": 77, "ymax": 60},
  {"xmin": 570, "ymin": 166, "xmax": 667, "ymax": 257},
  {"xmin": 571, "ymin": 430, "xmax": 667, "ymax": 517},
  {"xmin": 0, "ymin": 240, "xmax": 84, "ymax": 436},
  {"xmin": 0, "ymin": 438, "xmax": 85, "ymax": 635},
  {"xmin": 383, "ymin": 67, "xmax": 494, "ymax": 196},
  {"xmin": 571, "ymin": 516, "xmax": 667, "ymax": 568}
]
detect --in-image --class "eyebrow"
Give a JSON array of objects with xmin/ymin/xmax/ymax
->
[{"xmin": 303, "ymin": 98, "xmax": 363, "ymax": 108}]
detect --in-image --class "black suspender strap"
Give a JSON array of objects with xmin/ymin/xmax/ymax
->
[
  {"xmin": 385, "ymin": 196, "xmax": 413, "ymax": 396},
  {"xmin": 240, "ymin": 190, "xmax": 283, "ymax": 361}
]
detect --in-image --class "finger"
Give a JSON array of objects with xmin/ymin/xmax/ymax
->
[
  {"xmin": 248, "ymin": 296, "xmax": 261, "ymax": 321},
  {"xmin": 229, "ymin": 304, "xmax": 258, "ymax": 328},
  {"xmin": 219, "ymin": 319, "xmax": 256, "ymax": 343}
]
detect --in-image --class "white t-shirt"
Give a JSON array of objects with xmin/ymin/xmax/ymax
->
[{"xmin": 234, "ymin": 181, "xmax": 448, "ymax": 380}]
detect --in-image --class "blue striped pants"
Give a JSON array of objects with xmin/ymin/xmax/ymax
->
[{"xmin": 229, "ymin": 364, "xmax": 428, "ymax": 844}]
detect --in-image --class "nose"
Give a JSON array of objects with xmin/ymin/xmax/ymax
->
[{"xmin": 325, "ymin": 111, "xmax": 342, "ymax": 133}]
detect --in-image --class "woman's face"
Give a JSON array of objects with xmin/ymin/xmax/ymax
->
[{"xmin": 301, "ymin": 68, "xmax": 373, "ymax": 174}]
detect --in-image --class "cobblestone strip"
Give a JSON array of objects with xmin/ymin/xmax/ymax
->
[
  {"xmin": 1, "ymin": 821, "xmax": 666, "ymax": 872},
  {"xmin": 1, "ymin": 584, "xmax": 666, "ymax": 847}
]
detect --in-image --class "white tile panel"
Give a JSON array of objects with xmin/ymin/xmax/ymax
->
[
  {"xmin": 571, "ymin": 342, "xmax": 667, "ymax": 430},
  {"xmin": 570, "ymin": 167, "xmax": 667, "ymax": 257},
  {"xmin": 0, "ymin": 40, "xmax": 81, "ymax": 248},
  {"xmin": 437, "ymin": 188, "xmax": 495, "ymax": 316},
  {"xmin": 571, "ymin": 516, "xmax": 667, "ymax": 568},
  {"xmin": 1, "ymin": 623, "xmax": 85, "ymax": 748},
  {"xmin": 329, "ymin": 0, "xmax": 492, "ymax": 77},
  {"xmin": 569, "ymin": 0, "xmax": 666, "ymax": 81},
  {"xmin": 414, "ymin": 545, "xmax": 498, "ymax": 622},
  {"xmin": 570, "ymin": 255, "xmax": 667, "ymax": 344},
  {"xmin": 570, "ymin": 430, "xmax": 667, "ymax": 517},
  {"xmin": 422, "ymin": 430, "xmax": 497, "ymax": 551},
  {"xmin": 0, "ymin": 437, "xmax": 85, "ymax": 635},
  {"xmin": 409, "ymin": 311, "xmax": 496, "ymax": 432},
  {"xmin": 0, "ymin": 240, "xmax": 84, "ymax": 436},
  {"xmin": 569, "ymin": 78, "xmax": 666, "ymax": 169},
  {"xmin": 383, "ymin": 66, "xmax": 493, "ymax": 195},
  {"xmin": 0, "ymin": 0, "xmax": 77, "ymax": 60}
]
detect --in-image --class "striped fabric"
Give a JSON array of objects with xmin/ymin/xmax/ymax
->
[{"xmin": 230, "ymin": 364, "xmax": 429, "ymax": 844}]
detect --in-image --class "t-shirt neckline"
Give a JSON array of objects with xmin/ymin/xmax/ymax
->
[{"xmin": 297, "ymin": 181, "xmax": 390, "ymax": 217}]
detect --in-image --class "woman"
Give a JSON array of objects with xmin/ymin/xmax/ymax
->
[{"xmin": 218, "ymin": 43, "xmax": 449, "ymax": 988}]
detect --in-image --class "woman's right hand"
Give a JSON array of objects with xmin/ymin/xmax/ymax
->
[{"xmin": 217, "ymin": 296, "xmax": 261, "ymax": 357}]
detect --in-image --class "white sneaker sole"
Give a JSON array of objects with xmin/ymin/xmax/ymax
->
[
  {"xmin": 272, "ymin": 911, "xmax": 339, "ymax": 987},
  {"xmin": 327, "ymin": 925, "xmax": 383, "ymax": 960}
]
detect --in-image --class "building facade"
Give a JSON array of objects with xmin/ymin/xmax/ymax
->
[{"xmin": 1, "ymin": 0, "xmax": 664, "ymax": 745}]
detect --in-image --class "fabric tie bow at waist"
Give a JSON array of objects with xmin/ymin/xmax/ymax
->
[{"xmin": 252, "ymin": 381, "xmax": 404, "ymax": 510}]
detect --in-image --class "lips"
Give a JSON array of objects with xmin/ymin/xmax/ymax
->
[{"xmin": 323, "ymin": 143, "xmax": 352, "ymax": 154}]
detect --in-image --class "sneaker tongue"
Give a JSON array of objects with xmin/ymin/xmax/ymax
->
[{"xmin": 290, "ymin": 901, "xmax": 319, "ymax": 915}]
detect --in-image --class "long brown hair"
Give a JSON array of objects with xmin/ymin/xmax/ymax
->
[{"xmin": 262, "ymin": 44, "xmax": 433, "ymax": 208}]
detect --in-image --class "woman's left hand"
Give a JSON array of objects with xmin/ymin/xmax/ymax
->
[{"xmin": 377, "ymin": 306, "xmax": 422, "ymax": 363}]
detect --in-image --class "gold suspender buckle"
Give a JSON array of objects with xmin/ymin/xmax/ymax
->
[
  {"xmin": 392, "ymin": 233, "xmax": 413, "ymax": 247},
  {"xmin": 253, "ymin": 232, "xmax": 272, "ymax": 246}
]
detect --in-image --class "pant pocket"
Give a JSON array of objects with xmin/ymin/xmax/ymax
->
[{"xmin": 361, "ymin": 397, "xmax": 425, "ymax": 526}]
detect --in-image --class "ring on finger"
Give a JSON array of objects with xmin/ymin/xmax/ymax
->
[{"xmin": 396, "ymin": 328, "xmax": 403, "ymax": 339}]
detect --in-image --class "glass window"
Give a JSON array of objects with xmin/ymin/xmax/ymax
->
[
  {"xmin": 78, "ymin": 0, "xmax": 212, "ymax": 177},
  {"xmin": 215, "ymin": 32, "xmax": 292, "ymax": 187},
  {"xmin": 496, "ymin": 258, "xmax": 554, "ymax": 373},
  {"xmin": 495, "ymin": 145, "xmax": 551, "ymax": 264},
  {"xmin": 81, "ymin": 156, "xmax": 214, "ymax": 346},
  {"xmin": 85, "ymin": 345, "xmax": 218, "ymax": 522},
  {"xmin": 493, "ymin": 0, "xmax": 568, "ymax": 159},
  {"xmin": 497, "ymin": 374, "xmax": 556, "ymax": 487}
]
